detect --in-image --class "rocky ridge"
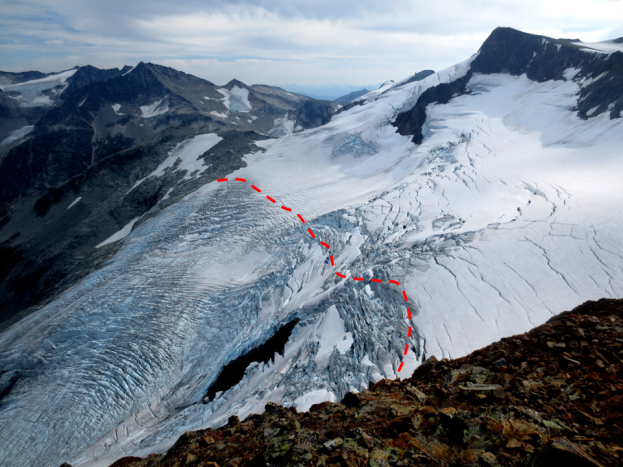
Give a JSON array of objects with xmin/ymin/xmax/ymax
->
[
  {"xmin": 394, "ymin": 27, "xmax": 623, "ymax": 144},
  {"xmin": 101, "ymin": 298, "xmax": 623, "ymax": 467},
  {"xmin": 0, "ymin": 62, "xmax": 339, "ymax": 327}
]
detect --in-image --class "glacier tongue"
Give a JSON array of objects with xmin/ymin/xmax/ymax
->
[{"xmin": 0, "ymin": 68, "xmax": 622, "ymax": 467}]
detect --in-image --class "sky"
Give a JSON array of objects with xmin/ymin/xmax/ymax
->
[{"xmin": 1, "ymin": 0, "xmax": 623, "ymax": 88}]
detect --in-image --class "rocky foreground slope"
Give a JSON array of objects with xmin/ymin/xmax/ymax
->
[{"xmin": 97, "ymin": 298, "xmax": 623, "ymax": 467}]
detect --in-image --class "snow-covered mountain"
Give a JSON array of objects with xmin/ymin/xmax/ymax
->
[
  {"xmin": 0, "ymin": 63, "xmax": 338, "ymax": 328},
  {"xmin": 1, "ymin": 27, "xmax": 622, "ymax": 467}
]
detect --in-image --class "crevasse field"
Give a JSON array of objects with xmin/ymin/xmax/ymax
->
[{"xmin": 1, "ymin": 55, "xmax": 623, "ymax": 467}]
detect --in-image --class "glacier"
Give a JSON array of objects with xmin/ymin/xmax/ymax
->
[
  {"xmin": 0, "ymin": 68, "xmax": 77, "ymax": 107},
  {"xmin": 0, "ymin": 60, "xmax": 623, "ymax": 467}
]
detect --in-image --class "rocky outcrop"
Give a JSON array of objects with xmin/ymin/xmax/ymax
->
[
  {"xmin": 393, "ymin": 72, "xmax": 473, "ymax": 144},
  {"xmin": 105, "ymin": 298, "xmax": 623, "ymax": 466},
  {"xmin": 394, "ymin": 27, "xmax": 623, "ymax": 144},
  {"xmin": 334, "ymin": 89, "xmax": 370, "ymax": 105},
  {"xmin": 400, "ymin": 69, "xmax": 435, "ymax": 86},
  {"xmin": 0, "ymin": 65, "xmax": 130, "ymax": 144},
  {"xmin": 0, "ymin": 130, "xmax": 268, "ymax": 327},
  {"xmin": 59, "ymin": 65, "xmax": 130, "ymax": 101},
  {"xmin": 0, "ymin": 61, "xmax": 340, "ymax": 326},
  {"xmin": 203, "ymin": 319, "xmax": 300, "ymax": 403},
  {"xmin": 293, "ymin": 99, "xmax": 340, "ymax": 130},
  {"xmin": 0, "ymin": 69, "xmax": 50, "ymax": 84}
]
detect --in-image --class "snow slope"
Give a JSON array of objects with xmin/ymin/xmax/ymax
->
[
  {"xmin": 0, "ymin": 125, "xmax": 34, "ymax": 146},
  {"xmin": 0, "ymin": 68, "xmax": 77, "ymax": 106},
  {"xmin": 570, "ymin": 40, "xmax": 623, "ymax": 54},
  {"xmin": 96, "ymin": 217, "xmax": 142, "ymax": 248},
  {"xmin": 128, "ymin": 133, "xmax": 223, "ymax": 192},
  {"xmin": 217, "ymin": 86, "xmax": 252, "ymax": 113},
  {"xmin": 140, "ymin": 98, "xmax": 169, "ymax": 118},
  {"xmin": 1, "ymin": 57, "xmax": 622, "ymax": 467}
]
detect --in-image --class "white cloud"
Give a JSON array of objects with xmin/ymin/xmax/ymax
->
[{"xmin": 1, "ymin": 0, "xmax": 622, "ymax": 85}]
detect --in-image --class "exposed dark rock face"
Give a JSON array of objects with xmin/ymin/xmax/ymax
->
[
  {"xmin": 0, "ymin": 62, "xmax": 332, "ymax": 207},
  {"xmin": 0, "ymin": 129, "xmax": 268, "ymax": 328},
  {"xmin": 0, "ymin": 90, "xmax": 48, "ymax": 147},
  {"xmin": 334, "ymin": 89, "xmax": 370, "ymax": 104},
  {"xmin": 293, "ymin": 99, "xmax": 340, "ymax": 130},
  {"xmin": 0, "ymin": 65, "xmax": 130, "ymax": 144},
  {"xmin": 0, "ymin": 69, "xmax": 50, "ymax": 84},
  {"xmin": 401, "ymin": 69, "xmax": 435, "ymax": 86},
  {"xmin": 0, "ymin": 109, "xmax": 97, "ymax": 203},
  {"xmin": 394, "ymin": 72, "xmax": 473, "ymax": 144},
  {"xmin": 334, "ymin": 99, "xmax": 365, "ymax": 115},
  {"xmin": 470, "ymin": 28, "xmax": 623, "ymax": 120},
  {"xmin": 59, "ymin": 65, "xmax": 129, "ymax": 101},
  {"xmin": 0, "ymin": 369, "xmax": 20, "ymax": 404},
  {"xmin": 104, "ymin": 298, "xmax": 623, "ymax": 466},
  {"xmin": 0, "ymin": 61, "xmax": 337, "ymax": 326},
  {"xmin": 204, "ymin": 319, "xmax": 300, "ymax": 402},
  {"xmin": 394, "ymin": 27, "xmax": 623, "ymax": 144}
]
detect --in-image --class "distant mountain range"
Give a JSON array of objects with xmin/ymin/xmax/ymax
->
[
  {"xmin": 279, "ymin": 83, "xmax": 383, "ymax": 101},
  {"xmin": 0, "ymin": 27, "xmax": 622, "ymax": 467},
  {"xmin": 0, "ymin": 60, "xmax": 438, "ymax": 329},
  {"xmin": 0, "ymin": 63, "xmax": 341, "ymax": 326}
]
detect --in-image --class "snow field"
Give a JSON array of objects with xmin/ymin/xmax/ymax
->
[
  {"xmin": 128, "ymin": 133, "xmax": 223, "ymax": 193},
  {"xmin": 0, "ymin": 58, "xmax": 622, "ymax": 467},
  {"xmin": 217, "ymin": 86, "xmax": 252, "ymax": 113},
  {"xmin": 0, "ymin": 68, "xmax": 77, "ymax": 106},
  {"xmin": 140, "ymin": 98, "xmax": 169, "ymax": 118}
]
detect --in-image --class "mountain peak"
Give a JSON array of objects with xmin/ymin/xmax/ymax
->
[{"xmin": 224, "ymin": 78, "xmax": 249, "ymax": 89}]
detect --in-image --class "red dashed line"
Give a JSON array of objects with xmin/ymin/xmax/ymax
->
[{"xmin": 218, "ymin": 177, "xmax": 413, "ymax": 376}]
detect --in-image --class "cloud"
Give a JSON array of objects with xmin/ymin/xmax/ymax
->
[{"xmin": 1, "ymin": 0, "xmax": 622, "ymax": 85}]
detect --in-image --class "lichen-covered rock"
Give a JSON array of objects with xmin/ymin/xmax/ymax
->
[{"xmin": 104, "ymin": 298, "xmax": 623, "ymax": 467}]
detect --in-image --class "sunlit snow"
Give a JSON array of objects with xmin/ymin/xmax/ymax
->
[
  {"xmin": 67, "ymin": 196, "xmax": 82, "ymax": 210},
  {"xmin": 0, "ymin": 125, "xmax": 34, "ymax": 146},
  {"xmin": 128, "ymin": 133, "xmax": 223, "ymax": 192},
  {"xmin": 0, "ymin": 68, "xmax": 77, "ymax": 107},
  {"xmin": 313, "ymin": 305, "xmax": 354, "ymax": 369},
  {"xmin": 209, "ymin": 110, "xmax": 228, "ymax": 119},
  {"xmin": 1, "ymin": 57, "xmax": 622, "ymax": 467},
  {"xmin": 294, "ymin": 389, "xmax": 337, "ymax": 412},
  {"xmin": 96, "ymin": 217, "xmax": 141, "ymax": 248},
  {"xmin": 570, "ymin": 40, "xmax": 623, "ymax": 55},
  {"xmin": 140, "ymin": 98, "xmax": 169, "ymax": 118}
]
